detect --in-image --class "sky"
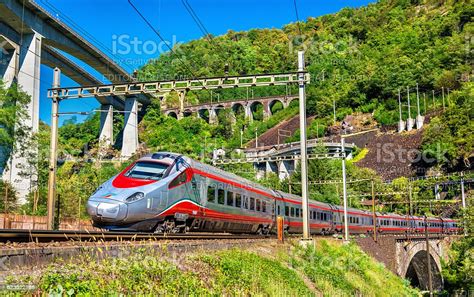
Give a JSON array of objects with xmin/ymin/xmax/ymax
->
[{"xmin": 37, "ymin": 0, "xmax": 375, "ymax": 125}]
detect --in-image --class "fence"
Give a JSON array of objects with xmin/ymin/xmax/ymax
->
[{"xmin": 0, "ymin": 213, "xmax": 98, "ymax": 231}]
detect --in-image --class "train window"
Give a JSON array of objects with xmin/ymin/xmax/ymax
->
[
  {"xmin": 218, "ymin": 189, "xmax": 225, "ymax": 204},
  {"xmin": 208, "ymin": 186, "xmax": 216, "ymax": 203},
  {"xmin": 125, "ymin": 161, "xmax": 168, "ymax": 180},
  {"xmin": 227, "ymin": 192, "xmax": 234, "ymax": 206},
  {"xmin": 256, "ymin": 199, "xmax": 261, "ymax": 212},
  {"xmin": 290, "ymin": 207, "xmax": 295, "ymax": 217},
  {"xmin": 295, "ymin": 208, "xmax": 300, "ymax": 217},
  {"xmin": 243, "ymin": 196, "xmax": 249, "ymax": 209},
  {"xmin": 235, "ymin": 193, "xmax": 242, "ymax": 208},
  {"xmin": 262, "ymin": 201, "xmax": 267, "ymax": 213},
  {"xmin": 277, "ymin": 205, "xmax": 281, "ymax": 215},
  {"xmin": 323, "ymin": 213, "xmax": 327, "ymax": 221},
  {"xmin": 310, "ymin": 211, "xmax": 313, "ymax": 220},
  {"xmin": 250, "ymin": 197, "xmax": 255, "ymax": 211},
  {"xmin": 285, "ymin": 206, "xmax": 289, "ymax": 216}
]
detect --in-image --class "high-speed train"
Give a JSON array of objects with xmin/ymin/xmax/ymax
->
[{"xmin": 87, "ymin": 152, "xmax": 461, "ymax": 235}]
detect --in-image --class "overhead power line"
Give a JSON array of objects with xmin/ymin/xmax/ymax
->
[
  {"xmin": 128, "ymin": 0, "xmax": 214, "ymax": 98},
  {"xmin": 292, "ymin": 0, "xmax": 303, "ymax": 35}
]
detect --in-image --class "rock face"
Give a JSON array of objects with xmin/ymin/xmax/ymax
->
[{"xmin": 246, "ymin": 115, "xmax": 314, "ymax": 148}]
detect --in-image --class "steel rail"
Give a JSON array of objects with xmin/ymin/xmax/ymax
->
[{"xmin": 0, "ymin": 229, "xmax": 270, "ymax": 243}]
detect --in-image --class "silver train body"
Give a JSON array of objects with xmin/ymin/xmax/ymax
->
[{"xmin": 87, "ymin": 152, "xmax": 461, "ymax": 234}]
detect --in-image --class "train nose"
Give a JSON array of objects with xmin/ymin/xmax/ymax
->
[{"xmin": 87, "ymin": 199, "xmax": 128, "ymax": 222}]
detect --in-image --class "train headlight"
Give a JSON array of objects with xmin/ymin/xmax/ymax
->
[{"xmin": 126, "ymin": 192, "xmax": 145, "ymax": 203}]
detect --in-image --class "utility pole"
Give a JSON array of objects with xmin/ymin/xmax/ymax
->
[
  {"xmin": 408, "ymin": 182, "xmax": 413, "ymax": 216},
  {"xmin": 407, "ymin": 86, "xmax": 413, "ymax": 131},
  {"xmin": 460, "ymin": 172, "xmax": 466, "ymax": 209},
  {"xmin": 398, "ymin": 89, "xmax": 405, "ymax": 132},
  {"xmin": 239, "ymin": 129, "xmax": 243, "ymax": 148},
  {"xmin": 371, "ymin": 179, "xmax": 377, "ymax": 242},
  {"xmin": 425, "ymin": 216, "xmax": 434, "ymax": 296},
  {"xmin": 255, "ymin": 127, "xmax": 258, "ymax": 149},
  {"xmin": 341, "ymin": 136, "xmax": 349, "ymax": 242},
  {"xmin": 47, "ymin": 68, "xmax": 61, "ymax": 230},
  {"xmin": 298, "ymin": 51, "xmax": 310, "ymax": 240}
]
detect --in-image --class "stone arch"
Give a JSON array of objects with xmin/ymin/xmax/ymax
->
[
  {"xmin": 183, "ymin": 109, "xmax": 193, "ymax": 117},
  {"xmin": 198, "ymin": 109, "xmax": 209, "ymax": 123},
  {"xmin": 167, "ymin": 111, "xmax": 178, "ymax": 119},
  {"xmin": 215, "ymin": 105, "xmax": 225, "ymax": 117},
  {"xmin": 269, "ymin": 99, "xmax": 284, "ymax": 115},
  {"xmin": 232, "ymin": 103, "xmax": 245, "ymax": 116},
  {"xmin": 250, "ymin": 101, "xmax": 264, "ymax": 121},
  {"xmin": 401, "ymin": 242, "xmax": 444, "ymax": 291},
  {"xmin": 287, "ymin": 98, "xmax": 299, "ymax": 108}
]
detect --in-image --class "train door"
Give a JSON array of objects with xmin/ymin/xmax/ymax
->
[{"xmin": 272, "ymin": 191, "xmax": 284, "ymax": 230}]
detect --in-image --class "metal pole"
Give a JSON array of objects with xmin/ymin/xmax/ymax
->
[
  {"xmin": 47, "ymin": 68, "xmax": 61, "ymax": 230},
  {"xmin": 398, "ymin": 89, "xmax": 402, "ymax": 121},
  {"xmin": 416, "ymin": 83, "xmax": 420, "ymax": 117},
  {"xmin": 298, "ymin": 51, "xmax": 310, "ymax": 239},
  {"xmin": 372, "ymin": 179, "xmax": 377, "ymax": 242},
  {"xmin": 255, "ymin": 128, "xmax": 258, "ymax": 149},
  {"xmin": 240, "ymin": 129, "xmax": 243, "ymax": 148},
  {"xmin": 442, "ymin": 87, "xmax": 445, "ymax": 110},
  {"xmin": 425, "ymin": 215, "xmax": 433, "ymax": 296},
  {"xmin": 407, "ymin": 86, "xmax": 411, "ymax": 118},
  {"xmin": 341, "ymin": 137, "xmax": 349, "ymax": 242},
  {"xmin": 460, "ymin": 172, "xmax": 466, "ymax": 209},
  {"xmin": 409, "ymin": 182, "xmax": 413, "ymax": 216}
]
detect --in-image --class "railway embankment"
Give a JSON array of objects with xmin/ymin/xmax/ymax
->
[{"xmin": 1, "ymin": 238, "xmax": 418, "ymax": 295}]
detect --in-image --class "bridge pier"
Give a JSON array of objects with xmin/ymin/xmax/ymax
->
[
  {"xmin": 244, "ymin": 104, "xmax": 253, "ymax": 122},
  {"xmin": 209, "ymin": 108, "xmax": 218, "ymax": 125},
  {"xmin": 99, "ymin": 104, "xmax": 114, "ymax": 149},
  {"xmin": 278, "ymin": 160, "xmax": 294, "ymax": 180},
  {"xmin": 0, "ymin": 34, "xmax": 19, "ymax": 87},
  {"xmin": 356, "ymin": 236, "xmax": 450, "ymax": 292},
  {"xmin": 1, "ymin": 31, "xmax": 42, "ymax": 202},
  {"xmin": 121, "ymin": 97, "xmax": 139, "ymax": 158},
  {"xmin": 263, "ymin": 102, "xmax": 271, "ymax": 120}
]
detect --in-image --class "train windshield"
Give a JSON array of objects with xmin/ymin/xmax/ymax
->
[{"xmin": 125, "ymin": 161, "xmax": 169, "ymax": 180}]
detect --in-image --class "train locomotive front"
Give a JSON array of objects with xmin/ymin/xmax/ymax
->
[{"xmin": 87, "ymin": 153, "xmax": 194, "ymax": 232}]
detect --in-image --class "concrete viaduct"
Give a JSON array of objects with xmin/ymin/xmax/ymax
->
[
  {"xmin": 357, "ymin": 235, "xmax": 457, "ymax": 291},
  {"xmin": 0, "ymin": 0, "xmax": 150, "ymax": 201},
  {"xmin": 162, "ymin": 95, "xmax": 299, "ymax": 123}
]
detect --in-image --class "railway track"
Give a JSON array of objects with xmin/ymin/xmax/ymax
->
[{"xmin": 0, "ymin": 229, "xmax": 271, "ymax": 243}]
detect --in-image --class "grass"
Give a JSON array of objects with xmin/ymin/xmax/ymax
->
[
  {"xmin": 198, "ymin": 249, "xmax": 312, "ymax": 296},
  {"xmin": 2, "ymin": 239, "xmax": 419, "ymax": 296},
  {"xmin": 350, "ymin": 147, "xmax": 369, "ymax": 163},
  {"xmin": 290, "ymin": 240, "xmax": 419, "ymax": 297}
]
